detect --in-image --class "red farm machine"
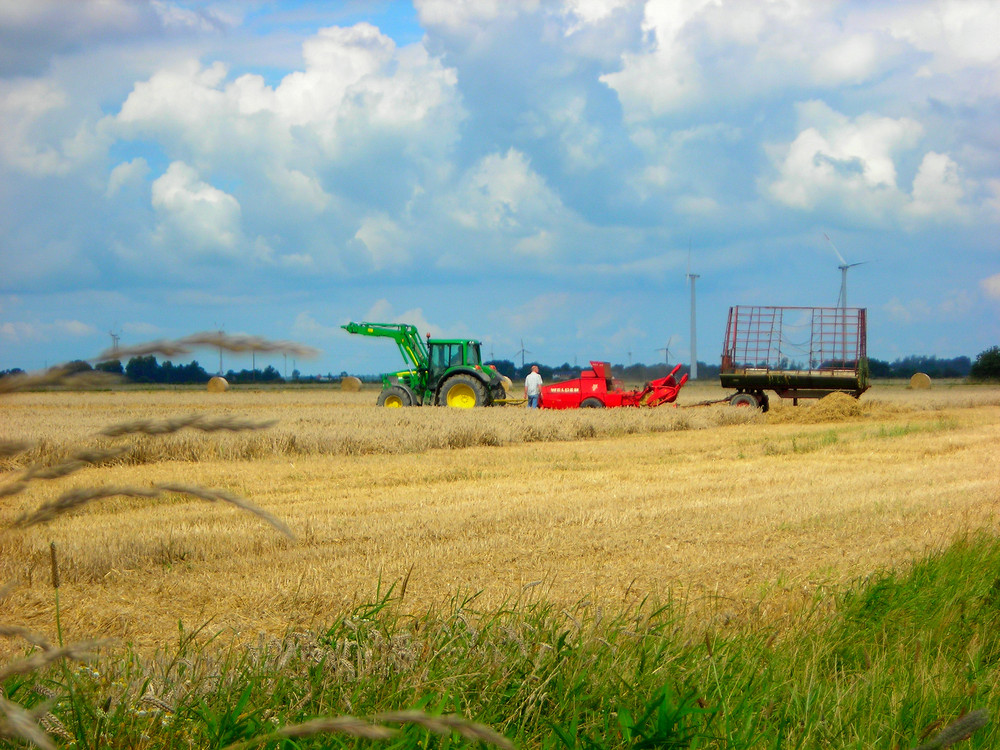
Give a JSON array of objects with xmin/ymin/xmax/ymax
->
[
  {"xmin": 720, "ymin": 306, "xmax": 869, "ymax": 411},
  {"xmin": 539, "ymin": 361, "xmax": 688, "ymax": 409}
]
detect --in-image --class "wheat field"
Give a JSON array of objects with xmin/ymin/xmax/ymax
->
[{"xmin": 2, "ymin": 381, "xmax": 999, "ymax": 655}]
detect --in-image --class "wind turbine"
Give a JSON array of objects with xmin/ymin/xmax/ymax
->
[
  {"xmin": 514, "ymin": 338, "xmax": 531, "ymax": 369},
  {"xmin": 656, "ymin": 336, "xmax": 674, "ymax": 367},
  {"xmin": 686, "ymin": 245, "xmax": 699, "ymax": 380},
  {"xmin": 823, "ymin": 232, "xmax": 867, "ymax": 309}
]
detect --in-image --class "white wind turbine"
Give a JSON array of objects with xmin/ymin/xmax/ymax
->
[{"xmin": 823, "ymin": 232, "xmax": 867, "ymax": 309}]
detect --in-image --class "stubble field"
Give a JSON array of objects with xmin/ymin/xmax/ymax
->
[{"xmin": 2, "ymin": 380, "xmax": 1000, "ymax": 655}]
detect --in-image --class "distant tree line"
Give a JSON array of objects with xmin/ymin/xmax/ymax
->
[
  {"xmin": 866, "ymin": 355, "xmax": 972, "ymax": 379},
  {"xmin": 2, "ymin": 347, "xmax": 998, "ymax": 384}
]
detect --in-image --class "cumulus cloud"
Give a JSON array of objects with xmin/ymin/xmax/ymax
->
[
  {"xmin": 350, "ymin": 214, "xmax": 409, "ymax": 270},
  {"xmin": 600, "ymin": 1, "xmax": 899, "ymax": 121},
  {"xmin": 0, "ymin": 78, "xmax": 71, "ymax": 174},
  {"xmin": 765, "ymin": 101, "xmax": 923, "ymax": 217},
  {"xmin": 111, "ymin": 23, "xmax": 460, "ymax": 163},
  {"xmin": 905, "ymin": 151, "xmax": 968, "ymax": 221},
  {"xmin": 0, "ymin": 318, "xmax": 95, "ymax": 343},
  {"xmin": 982, "ymin": 273, "xmax": 1000, "ymax": 300},
  {"xmin": 360, "ymin": 300, "xmax": 447, "ymax": 338},
  {"xmin": 150, "ymin": 161, "xmax": 242, "ymax": 255},
  {"xmin": 106, "ymin": 157, "xmax": 149, "ymax": 197},
  {"xmin": 449, "ymin": 149, "xmax": 564, "ymax": 234}
]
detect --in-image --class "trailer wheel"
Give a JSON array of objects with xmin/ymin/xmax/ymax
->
[
  {"xmin": 377, "ymin": 385, "xmax": 413, "ymax": 408},
  {"xmin": 439, "ymin": 374, "xmax": 486, "ymax": 408},
  {"xmin": 580, "ymin": 397, "xmax": 605, "ymax": 408},
  {"xmin": 729, "ymin": 392, "xmax": 760, "ymax": 409}
]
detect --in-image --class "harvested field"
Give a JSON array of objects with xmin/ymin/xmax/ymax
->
[{"xmin": 2, "ymin": 382, "xmax": 999, "ymax": 654}]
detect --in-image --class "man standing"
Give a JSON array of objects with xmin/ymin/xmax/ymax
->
[{"xmin": 524, "ymin": 365, "xmax": 542, "ymax": 408}]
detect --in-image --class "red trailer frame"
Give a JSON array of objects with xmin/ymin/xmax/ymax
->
[{"xmin": 720, "ymin": 306, "xmax": 869, "ymax": 410}]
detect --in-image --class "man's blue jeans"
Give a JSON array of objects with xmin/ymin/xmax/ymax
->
[{"xmin": 528, "ymin": 395, "xmax": 540, "ymax": 408}]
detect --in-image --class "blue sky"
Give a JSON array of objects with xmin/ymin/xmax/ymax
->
[{"xmin": 2, "ymin": 0, "xmax": 998, "ymax": 377}]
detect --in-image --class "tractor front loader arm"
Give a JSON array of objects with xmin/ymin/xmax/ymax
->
[{"xmin": 341, "ymin": 322, "xmax": 429, "ymax": 371}]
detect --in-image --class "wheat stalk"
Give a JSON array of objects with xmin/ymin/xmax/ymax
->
[
  {"xmin": 0, "ymin": 368, "xmax": 120, "ymax": 394},
  {"xmin": 93, "ymin": 332, "xmax": 319, "ymax": 362},
  {"xmin": 0, "ymin": 625, "xmax": 53, "ymax": 651},
  {"xmin": 0, "ymin": 441, "xmax": 30, "ymax": 459},
  {"xmin": 375, "ymin": 710, "xmax": 515, "ymax": 749},
  {"xmin": 0, "ymin": 641, "xmax": 105, "ymax": 683},
  {"xmin": 0, "ymin": 695, "xmax": 58, "ymax": 750},
  {"xmin": 11, "ymin": 483, "xmax": 295, "ymax": 540},
  {"xmin": 99, "ymin": 414, "xmax": 277, "ymax": 437},
  {"xmin": 222, "ymin": 710, "xmax": 515, "ymax": 750},
  {"xmin": 914, "ymin": 709, "xmax": 990, "ymax": 750}
]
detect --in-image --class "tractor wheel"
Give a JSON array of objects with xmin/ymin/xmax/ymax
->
[
  {"xmin": 729, "ymin": 392, "xmax": 760, "ymax": 409},
  {"xmin": 439, "ymin": 374, "xmax": 487, "ymax": 408},
  {"xmin": 377, "ymin": 385, "xmax": 412, "ymax": 408},
  {"xmin": 580, "ymin": 397, "xmax": 605, "ymax": 408}
]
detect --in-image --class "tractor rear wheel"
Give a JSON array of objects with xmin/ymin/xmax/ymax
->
[
  {"xmin": 580, "ymin": 397, "xmax": 605, "ymax": 408},
  {"xmin": 439, "ymin": 374, "xmax": 486, "ymax": 408},
  {"xmin": 729, "ymin": 392, "xmax": 760, "ymax": 409},
  {"xmin": 377, "ymin": 385, "xmax": 413, "ymax": 408}
]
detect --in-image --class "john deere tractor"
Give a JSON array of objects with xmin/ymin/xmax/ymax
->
[{"xmin": 341, "ymin": 322, "xmax": 508, "ymax": 408}]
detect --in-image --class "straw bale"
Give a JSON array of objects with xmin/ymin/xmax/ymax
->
[
  {"xmin": 341, "ymin": 376, "xmax": 362, "ymax": 392},
  {"xmin": 909, "ymin": 372, "xmax": 932, "ymax": 389},
  {"xmin": 206, "ymin": 376, "xmax": 229, "ymax": 393}
]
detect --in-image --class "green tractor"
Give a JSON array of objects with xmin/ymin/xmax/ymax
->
[{"xmin": 341, "ymin": 322, "xmax": 508, "ymax": 408}]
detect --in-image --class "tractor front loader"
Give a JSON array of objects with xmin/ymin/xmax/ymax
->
[{"xmin": 341, "ymin": 322, "xmax": 507, "ymax": 408}]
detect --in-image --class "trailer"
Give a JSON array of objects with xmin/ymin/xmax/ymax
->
[
  {"xmin": 720, "ymin": 306, "xmax": 869, "ymax": 411},
  {"xmin": 540, "ymin": 361, "xmax": 688, "ymax": 409}
]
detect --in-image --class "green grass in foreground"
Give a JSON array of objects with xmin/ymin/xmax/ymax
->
[{"xmin": 4, "ymin": 533, "xmax": 998, "ymax": 749}]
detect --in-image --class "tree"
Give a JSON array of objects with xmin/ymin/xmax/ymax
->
[
  {"xmin": 970, "ymin": 346, "xmax": 1000, "ymax": 381},
  {"xmin": 95, "ymin": 359, "xmax": 123, "ymax": 374}
]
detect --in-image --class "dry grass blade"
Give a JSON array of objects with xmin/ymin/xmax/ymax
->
[
  {"xmin": 11, "ymin": 486, "xmax": 160, "ymax": 528},
  {"xmin": 223, "ymin": 716, "xmax": 398, "ymax": 749},
  {"xmin": 23, "ymin": 446, "xmax": 132, "ymax": 481},
  {"xmin": 156, "ymin": 483, "xmax": 295, "ymax": 540},
  {"xmin": 94, "ymin": 332, "xmax": 318, "ymax": 362},
  {"xmin": 0, "ymin": 695, "xmax": 57, "ymax": 750},
  {"xmin": 375, "ymin": 710, "xmax": 515, "ymax": 749},
  {"xmin": 914, "ymin": 709, "xmax": 990, "ymax": 750},
  {"xmin": 99, "ymin": 414, "xmax": 277, "ymax": 437},
  {"xmin": 11, "ymin": 483, "xmax": 294, "ymax": 540},
  {"xmin": 0, "ymin": 441, "xmax": 31, "ymax": 459},
  {"xmin": 0, "ymin": 368, "xmax": 120, "ymax": 394},
  {"xmin": 0, "ymin": 481, "xmax": 28, "ymax": 499},
  {"xmin": 0, "ymin": 625, "xmax": 52, "ymax": 651},
  {"xmin": 0, "ymin": 641, "xmax": 104, "ymax": 682}
]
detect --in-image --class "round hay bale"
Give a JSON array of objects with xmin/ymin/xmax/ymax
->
[
  {"xmin": 206, "ymin": 376, "xmax": 229, "ymax": 393},
  {"xmin": 909, "ymin": 372, "xmax": 932, "ymax": 389},
  {"xmin": 341, "ymin": 376, "xmax": 362, "ymax": 392},
  {"xmin": 500, "ymin": 375, "xmax": 513, "ymax": 395}
]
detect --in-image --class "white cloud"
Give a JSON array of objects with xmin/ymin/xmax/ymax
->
[
  {"xmin": 884, "ymin": 296, "xmax": 934, "ymax": 324},
  {"xmin": 111, "ymin": 23, "xmax": 460, "ymax": 162},
  {"xmin": 450, "ymin": 149, "xmax": 564, "ymax": 233},
  {"xmin": 905, "ymin": 151, "xmax": 968, "ymax": 221},
  {"xmin": 351, "ymin": 215, "xmax": 409, "ymax": 270},
  {"xmin": 0, "ymin": 78, "xmax": 71, "ymax": 174},
  {"xmin": 982, "ymin": 273, "xmax": 1000, "ymax": 300},
  {"xmin": 360, "ymin": 301, "xmax": 447, "ymax": 338},
  {"xmin": 150, "ymin": 161, "xmax": 242, "ymax": 254},
  {"xmin": 881, "ymin": 0, "xmax": 1000, "ymax": 69},
  {"xmin": 106, "ymin": 157, "xmax": 149, "ymax": 197},
  {"xmin": 415, "ymin": 0, "xmax": 540, "ymax": 33},
  {"xmin": 505, "ymin": 293, "xmax": 572, "ymax": 332},
  {"xmin": 766, "ymin": 101, "xmax": 923, "ymax": 216},
  {"xmin": 0, "ymin": 318, "xmax": 95, "ymax": 343},
  {"xmin": 292, "ymin": 311, "xmax": 344, "ymax": 339}
]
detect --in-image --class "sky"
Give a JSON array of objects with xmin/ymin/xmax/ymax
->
[{"xmin": 1, "ymin": 0, "xmax": 999, "ymax": 378}]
